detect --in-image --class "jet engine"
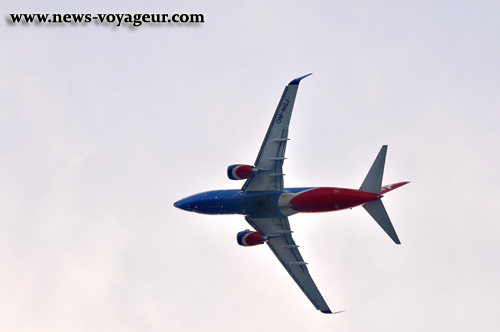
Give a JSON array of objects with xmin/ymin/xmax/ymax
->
[
  {"xmin": 227, "ymin": 164, "xmax": 258, "ymax": 180},
  {"xmin": 237, "ymin": 230, "xmax": 268, "ymax": 246}
]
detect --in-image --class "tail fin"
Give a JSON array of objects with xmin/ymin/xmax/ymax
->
[
  {"xmin": 360, "ymin": 145, "xmax": 404, "ymax": 244},
  {"xmin": 359, "ymin": 145, "xmax": 387, "ymax": 194},
  {"xmin": 363, "ymin": 199, "xmax": 401, "ymax": 244}
]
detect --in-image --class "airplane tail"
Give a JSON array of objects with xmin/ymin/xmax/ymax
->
[
  {"xmin": 359, "ymin": 146, "xmax": 409, "ymax": 245},
  {"xmin": 359, "ymin": 145, "xmax": 387, "ymax": 194},
  {"xmin": 363, "ymin": 199, "xmax": 400, "ymax": 244}
]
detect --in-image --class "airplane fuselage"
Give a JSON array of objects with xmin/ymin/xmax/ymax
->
[{"xmin": 174, "ymin": 187, "xmax": 380, "ymax": 218}]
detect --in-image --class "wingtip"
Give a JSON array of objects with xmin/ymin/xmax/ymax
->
[
  {"xmin": 332, "ymin": 310, "xmax": 346, "ymax": 314},
  {"xmin": 321, "ymin": 309, "xmax": 345, "ymax": 314},
  {"xmin": 289, "ymin": 73, "xmax": 312, "ymax": 85}
]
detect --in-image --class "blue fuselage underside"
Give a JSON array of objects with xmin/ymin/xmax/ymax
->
[{"xmin": 174, "ymin": 188, "xmax": 312, "ymax": 218}]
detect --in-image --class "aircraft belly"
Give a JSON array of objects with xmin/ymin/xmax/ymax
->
[
  {"xmin": 241, "ymin": 191, "xmax": 283, "ymax": 218},
  {"xmin": 288, "ymin": 187, "xmax": 379, "ymax": 213}
]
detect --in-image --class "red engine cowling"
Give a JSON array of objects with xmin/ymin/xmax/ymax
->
[
  {"xmin": 227, "ymin": 164, "xmax": 257, "ymax": 180},
  {"xmin": 237, "ymin": 230, "xmax": 267, "ymax": 246}
]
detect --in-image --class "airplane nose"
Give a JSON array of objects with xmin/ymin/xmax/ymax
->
[
  {"xmin": 173, "ymin": 199, "xmax": 186, "ymax": 210},
  {"xmin": 173, "ymin": 200, "xmax": 182, "ymax": 209},
  {"xmin": 174, "ymin": 193, "xmax": 205, "ymax": 212},
  {"xmin": 173, "ymin": 197, "xmax": 193, "ymax": 211}
]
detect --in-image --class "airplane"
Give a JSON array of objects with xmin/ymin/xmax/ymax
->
[{"xmin": 173, "ymin": 74, "xmax": 409, "ymax": 314}]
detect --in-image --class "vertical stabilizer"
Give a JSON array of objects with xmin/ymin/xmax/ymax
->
[
  {"xmin": 359, "ymin": 145, "xmax": 387, "ymax": 194},
  {"xmin": 363, "ymin": 199, "xmax": 400, "ymax": 244}
]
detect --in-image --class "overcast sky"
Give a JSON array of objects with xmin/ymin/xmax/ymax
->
[{"xmin": 1, "ymin": 1, "xmax": 500, "ymax": 331}]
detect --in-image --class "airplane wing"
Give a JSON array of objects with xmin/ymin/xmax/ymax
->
[
  {"xmin": 242, "ymin": 74, "xmax": 312, "ymax": 192},
  {"xmin": 245, "ymin": 215, "xmax": 332, "ymax": 314}
]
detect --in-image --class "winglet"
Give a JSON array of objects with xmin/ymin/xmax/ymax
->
[
  {"xmin": 321, "ymin": 309, "xmax": 345, "ymax": 314},
  {"xmin": 289, "ymin": 73, "xmax": 312, "ymax": 85}
]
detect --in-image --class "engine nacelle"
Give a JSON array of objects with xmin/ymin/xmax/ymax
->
[
  {"xmin": 227, "ymin": 164, "xmax": 258, "ymax": 180},
  {"xmin": 237, "ymin": 230, "xmax": 267, "ymax": 246}
]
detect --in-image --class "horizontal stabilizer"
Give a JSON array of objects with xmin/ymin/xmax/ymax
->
[
  {"xmin": 360, "ymin": 145, "xmax": 387, "ymax": 194},
  {"xmin": 363, "ymin": 198, "xmax": 400, "ymax": 244},
  {"xmin": 380, "ymin": 181, "xmax": 410, "ymax": 194}
]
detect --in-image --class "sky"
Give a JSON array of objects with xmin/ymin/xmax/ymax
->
[{"xmin": 1, "ymin": 1, "xmax": 500, "ymax": 331}]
